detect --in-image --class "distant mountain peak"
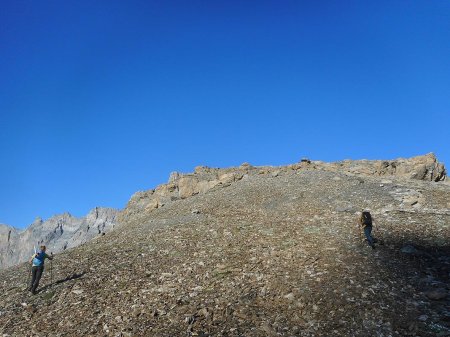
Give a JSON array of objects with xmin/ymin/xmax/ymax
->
[{"xmin": 0, "ymin": 207, "xmax": 118, "ymax": 269}]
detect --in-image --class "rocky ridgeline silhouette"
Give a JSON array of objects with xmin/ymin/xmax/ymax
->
[
  {"xmin": 0, "ymin": 153, "xmax": 448, "ymax": 337},
  {"xmin": 0, "ymin": 208, "xmax": 118, "ymax": 269},
  {"xmin": 120, "ymin": 153, "xmax": 446, "ymax": 222}
]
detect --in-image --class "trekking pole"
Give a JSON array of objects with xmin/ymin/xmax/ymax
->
[
  {"xmin": 50, "ymin": 252, "xmax": 53, "ymax": 289},
  {"xmin": 26, "ymin": 263, "xmax": 32, "ymax": 290}
]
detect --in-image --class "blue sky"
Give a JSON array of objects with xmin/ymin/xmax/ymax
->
[{"xmin": 1, "ymin": 1, "xmax": 449, "ymax": 229}]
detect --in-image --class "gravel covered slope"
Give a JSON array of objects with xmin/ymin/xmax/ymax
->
[{"xmin": 0, "ymin": 164, "xmax": 449, "ymax": 337}]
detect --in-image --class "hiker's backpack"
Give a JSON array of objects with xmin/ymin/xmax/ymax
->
[
  {"xmin": 32, "ymin": 251, "xmax": 45, "ymax": 266},
  {"xmin": 361, "ymin": 212, "xmax": 372, "ymax": 226}
]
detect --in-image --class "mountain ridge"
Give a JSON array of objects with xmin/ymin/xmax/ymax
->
[
  {"xmin": 0, "ymin": 207, "xmax": 118, "ymax": 269},
  {"xmin": 1, "ymin": 153, "xmax": 447, "ymax": 271},
  {"xmin": 0, "ymin": 153, "xmax": 448, "ymax": 336},
  {"xmin": 120, "ymin": 152, "xmax": 447, "ymax": 224}
]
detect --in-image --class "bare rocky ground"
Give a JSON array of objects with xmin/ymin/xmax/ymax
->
[{"xmin": 0, "ymin": 154, "xmax": 449, "ymax": 337}]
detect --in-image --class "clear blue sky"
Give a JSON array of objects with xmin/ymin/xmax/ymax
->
[{"xmin": 1, "ymin": 1, "xmax": 449, "ymax": 229}]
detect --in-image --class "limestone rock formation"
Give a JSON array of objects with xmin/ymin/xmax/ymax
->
[
  {"xmin": 0, "ymin": 207, "xmax": 118, "ymax": 269},
  {"xmin": 119, "ymin": 166, "xmax": 246, "ymax": 222},
  {"xmin": 321, "ymin": 153, "xmax": 446, "ymax": 181},
  {"xmin": 120, "ymin": 153, "xmax": 446, "ymax": 223}
]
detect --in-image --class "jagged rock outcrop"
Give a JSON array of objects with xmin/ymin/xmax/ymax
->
[
  {"xmin": 0, "ymin": 207, "xmax": 118, "ymax": 270},
  {"xmin": 320, "ymin": 153, "xmax": 446, "ymax": 181},
  {"xmin": 119, "ymin": 166, "xmax": 247, "ymax": 222}
]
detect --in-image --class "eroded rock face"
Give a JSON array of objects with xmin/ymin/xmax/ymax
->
[
  {"xmin": 119, "ymin": 166, "xmax": 247, "ymax": 222},
  {"xmin": 120, "ymin": 154, "xmax": 447, "ymax": 223},
  {"xmin": 376, "ymin": 153, "xmax": 446, "ymax": 181},
  {"xmin": 317, "ymin": 153, "xmax": 446, "ymax": 181},
  {"xmin": 0, "ymin": 207, "xmax": 118, "ymax": 269}
]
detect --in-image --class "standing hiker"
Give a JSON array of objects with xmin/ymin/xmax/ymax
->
[
  {"xmin": 358, "ymin": 210, "xmax": 377, "ymax": 249},
  {"xmin": 28, "ymin": 245, "xmax": 53, "ymax": 294}
]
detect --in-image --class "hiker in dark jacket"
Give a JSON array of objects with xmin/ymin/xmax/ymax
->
[
  {"xmin": 358, "ymin": 211, "xmax": 377, "ymax": 249},
  {"xmin": 28, "ymin": 245, "xmax": 53, "ymax": 294}
]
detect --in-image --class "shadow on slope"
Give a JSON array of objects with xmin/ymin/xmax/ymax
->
[
  {"xmin": 363, "ymin": 232, "xmax": 450, "ymax": 336},
  {"xmin": 36, "ymin": 271, "xmax": 86, "ymax": 294}
]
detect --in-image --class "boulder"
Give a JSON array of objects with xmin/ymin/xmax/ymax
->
[
  {"xmin": 376, "ymin": 153, "xmax": 446, "ymax": 181},
  {"xmin": 400, "ymin": 244, "xmax": 420, "ymax": 255},
  {"xmin": 425, "ymin": 289, "xmax": 447, "ymax": 301}
]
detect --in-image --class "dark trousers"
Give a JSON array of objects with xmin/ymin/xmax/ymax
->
[
  {"xmin": 30, "ymin": 266, "xmax": 44, "ymax": 293},
  {"xmin": 364, "ymin": 225, "xmax": 374, "ymax": 246}
]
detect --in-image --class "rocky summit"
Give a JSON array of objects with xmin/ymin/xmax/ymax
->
[
  {"xmin": 0, "ymin": 208, "xmax": 118, "ymax": 270},
  {"xmin": 0, "ymin": 153, "xmax": 449, "ymax": 337}
]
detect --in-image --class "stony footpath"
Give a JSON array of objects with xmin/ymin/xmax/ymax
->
[{"xmin": 0, "ymin": 154, "xmax": 449, "ymax": 336}]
